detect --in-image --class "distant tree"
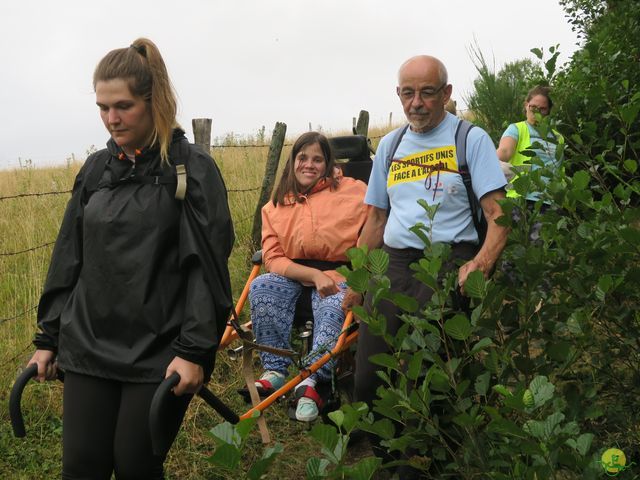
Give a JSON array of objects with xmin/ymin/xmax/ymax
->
[
  {"xmin": 464, "ymin": 43, "xmax": 544, "ymax": 144},
  {"xmin": 555, "ymin": 0, "xmax": 640, "ymax": 191}
]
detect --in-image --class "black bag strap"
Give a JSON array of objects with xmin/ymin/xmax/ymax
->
[
  {"xmin": 385, "ymin": 124, "xmax": 410, "ymax": 171},
  {"xmin": 454, "ymin": 120, "xmax": 483, "ymax": 239}
]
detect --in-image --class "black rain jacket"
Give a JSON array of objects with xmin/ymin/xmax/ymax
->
[{"xmin": 33, "ymin": 130, "xmax": 234, "ymax": 382}]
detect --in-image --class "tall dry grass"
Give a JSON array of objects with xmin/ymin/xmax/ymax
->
[{"xmin": 0, "ymin": 123, "xmax": 397, "ymax": 479}]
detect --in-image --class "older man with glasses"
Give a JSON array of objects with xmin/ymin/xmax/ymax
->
[{"xmin": 343, "ymin": 54, "xmax": 508, "ymax": 477}]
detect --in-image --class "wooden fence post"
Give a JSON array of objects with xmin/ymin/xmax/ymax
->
[
  {"xmin": 192, "ymin": 118, "xmax": 212, "ymax": 153},
  {"xmin": 355, "ymin": 110, "xmax": 369, "ymax": 137},
  {"xmin": 251, "ymin": 122, "xmax": 287, "ymax": 250}
]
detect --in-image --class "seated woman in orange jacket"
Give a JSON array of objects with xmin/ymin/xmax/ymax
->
[{"xmin": 249, "ymin": 131, "xmax": 368, "ymax": 422}]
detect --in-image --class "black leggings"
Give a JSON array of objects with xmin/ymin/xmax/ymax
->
[{"xmin": 62, "ymin": 372, "xmax": 191, "ymax": 480}]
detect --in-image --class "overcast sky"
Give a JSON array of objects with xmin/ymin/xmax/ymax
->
[{"xmin": 0, "ymin": 0, "xmax": 580, "ymax": 170}]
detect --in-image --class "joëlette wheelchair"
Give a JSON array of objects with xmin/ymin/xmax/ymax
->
[{"xmin": 10, "ymin": 133, "xmax": 374, "ymax": 455}]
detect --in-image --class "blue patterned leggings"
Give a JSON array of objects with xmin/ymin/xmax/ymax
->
[{"xmin": 249, "ymin": 272, "xmax": 346, "ymax": 382}]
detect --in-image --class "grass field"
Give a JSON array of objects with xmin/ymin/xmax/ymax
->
[{"xmin": 0, "ymin": 125, "xmax": 392, "ymax": 479}]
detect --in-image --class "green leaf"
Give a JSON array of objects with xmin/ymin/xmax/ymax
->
[
  {"xmin": 346, "ymin": 268, "xmax": 370, "ymax": 293},
  {"xmin": 209, "ymin": 422, "xmax": 239, "ymax": 447},
  {"xmin": 565, "ymin": 433, "xmax": 594, "ymax": 457},
  {"xmin": 309, "ymin": 424, "xmax": 340, "ymax": 462},
  {"xmin": 446, "ymin": 357, "xmax": 461, "ymax": 376},
  {"xmin": 247, "ymin": 443, "xmax": 284, "ymax": 480},
  {"xmin": 529, "ymin": 376, "xmax": 555, "ymax": 407},
  {"xmin": 530, "ymin": 47, "xmax": 543, "ymax": 59},
  {"xmin": 306, "ymin": 457, "xmax": 331, "ymax": 479},
  {"xmin": 620, "ymin": 100, "xmax": 640, "ymax": 124},
  {"xmin": 429, "ymin": 367, "xmax": 451, "ymax": 392},
  {"xmin": 492, "ymin": 384, "xmax": 512, "ymax": 397},
  {"xmin": 235, "ymin": 417, "xmax": 257, "ymax": 442},
  {"xmin": 487, "ymin": 418, "xmax": 526, "ymax": 438},
  {"xmin": 624, "ymin": 159, "xmax": 638, "ymax": 174},
  {"xmin": 328, "ymin": 410, "xmax": 344, "ymax": 428},
  {"xmin": 571, "ymin": 170, "xmax": 590, "ymax": 190},
  {"xmin": 456, "ymin": 379, "xmax": 470, "ymax": 396},
  {"xmin": 368, "ymin": 249, "xmax": 389, "ymax": 275},
  {"xmin": 369, "ymin": 353, "xmax": 400, "ymax": 371},
  {"xmin": 523, "ymin": 412, "xmax": 564, "ymax": 441},
  {"xmin": 444, "ymin": 314, "xmax": 472, "ymax": 340},
  {"xmin": 392, "ymin": 292, "xmax": 419, "ymax": 312},
  {"xmin": 406, "ymin": 350, "xmax": 424, "ymax": 380},
  {"xmin": 453, "ymin": 412, "xmax": 476, "ymax": 427},
  {"xmin": 470, "ymin": 337, "xmax": 494, "ymax": 354},
  {"xmin": 207, "ymin": 443, "xmax": 241, "ymax": 470},
  {"xmin": 359, "ymin": 418, "xmax": 395, "ymax": 440},
  {"xmin": 342, "ymin": 456, "xmax": 383, "ymax": 480},
  {"xmin": 346, "ymin": 246, "xmax": 368, "ymax": 269},
  {"xmin": 463, "ymin": 270, "xmax": 486, "ymax": 299},
  {"xmin": 474, "ymin": 371, "xmax": 491, "ymax": 396},
  {"xmin": 596, "ymin": 274, "xmax": 613, "ymax": 300},
  {"xmin": 566, "ymin": 311, "xmax": 584, "ymax": 335}
]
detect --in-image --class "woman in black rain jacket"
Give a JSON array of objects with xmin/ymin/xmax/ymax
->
[{"xmin": 27, "ymin": 37, "xmax": 234, "ymax": 479}]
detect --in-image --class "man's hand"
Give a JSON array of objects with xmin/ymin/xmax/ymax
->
[
  {"xmin": 457, "ymin": 258, "xmax": 487, "ymax": 295},
  {"xmin": 166, "ymin": 357, "xmax": 204, "ymax": 396}
]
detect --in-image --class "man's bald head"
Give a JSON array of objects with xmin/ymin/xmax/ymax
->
[
  {"xmin": 398, "ymin": 55, "xmax": 448, "ymax": 86},
  {"xmin": 396, "ymin": 55, "xmax": 452, "ymax": 132}
]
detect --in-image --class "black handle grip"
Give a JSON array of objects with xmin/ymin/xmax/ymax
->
[
  {"xmin": 9, "ymin": 364, "xmax": 38, "ymax": 437},
  {"xmin": 198, "ymin": 386, "xmax": 239, "ymax": 425},
  {"xmin": 149, "ymin": 373, "xmax": 239, "ymax": 456}
]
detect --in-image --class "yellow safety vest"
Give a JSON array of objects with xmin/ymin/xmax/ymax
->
[{"xmin": 506, "ymin": 121, "xmax": 563, "ymax": 198}]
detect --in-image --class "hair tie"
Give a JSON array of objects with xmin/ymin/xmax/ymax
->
[{"xmin": 130, "ymin": 44, "xmax": 146, "ymax": 57}]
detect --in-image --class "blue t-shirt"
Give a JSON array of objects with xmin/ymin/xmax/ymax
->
[
  {"xmin": 365, "ymin": 113, "xmax": 506, "ymax": 249},
  {"xmin": 501, "ymin": 122, "xmax": 561, "ymax": 202}
]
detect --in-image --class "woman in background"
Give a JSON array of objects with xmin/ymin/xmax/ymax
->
[{"xmin": 497, "ymin": 85, "xmax": 564, "ymax": 203}]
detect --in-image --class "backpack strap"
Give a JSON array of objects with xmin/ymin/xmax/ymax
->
[
  {"xmin": 455, "ymin": 119, "xmax": 486, "ymax": 243},
  {"xmin": 384, "ymin": 124, "xmax": 410, "ymax": 215},
  {"xmin": 174, "ymin": 164, "xmax": 187, "ymax": 200},
  {"xmin": 385, "ymin": 124, "xmax": 410, "ymax": 171},
  {"xmin": 170, "ymin": 137, "xmax": 190, "ymax": 200},
  {"xmin": 83, "ymin": 138, "xmax": 191, "ymax": 203}
]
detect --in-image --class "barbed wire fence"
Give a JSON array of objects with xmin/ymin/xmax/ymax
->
[{"xmin": 1, "ymin": 114, "xmax": 380, "ymax": 335}]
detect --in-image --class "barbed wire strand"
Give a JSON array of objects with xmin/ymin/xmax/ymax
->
[
  {"xmin": 210, "ymin": 133, "xmax": 384, "ymax": 149},
  {"xmin": 1, "ymin": 186, "xmax": 259, "ymax": 203},
  {"xmin": 227, "ymin": 186, "xmax": 260, "ymax": 193},
  {"xmin": 0, "ymin": 242, "xmax": 55, "ymax": 257},
  {"xmin": 0, "ymin": 190, "xmax": 72, "ymax": 201},
  {"xmin": 0, "ymin": 305, "xmax": 38, "ymax": 325},
  {"xmin": 1, "ymin": 342, "xmax": 34, "ymax": 370}
]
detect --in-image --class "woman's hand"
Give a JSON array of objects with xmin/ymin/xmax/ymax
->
[
  {"xmin": 165, "ymin": 357, "xmax": 204, "ymax": 396},
  {"xmin": 312, "ymin": 270, "xmax": 340, "ymax": 298},
  {"xmin": 28, "ymin": 350, "xmax": 57, "ymax": 383},
  {"xmin": 341, "ymin": 287, "xmax": 364, "ymax": 312}
]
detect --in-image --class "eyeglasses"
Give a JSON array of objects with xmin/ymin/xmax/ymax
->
[
  {"xmin": 528, "ymin": 104, "xmax": 549, "ymax": 114},
  {"xmin": 398, "ymin": 83, "xmax": 447, "ymax": 102}
]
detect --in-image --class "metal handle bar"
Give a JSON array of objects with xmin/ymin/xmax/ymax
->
[{"xmin": 149, "ymin": 372, "xmax": 239, "ymax": 456}]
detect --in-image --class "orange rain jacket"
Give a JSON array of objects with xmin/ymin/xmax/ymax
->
[{"xmin": 261, "ymin": 176, "xmax": 368, "ymax": 283}]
